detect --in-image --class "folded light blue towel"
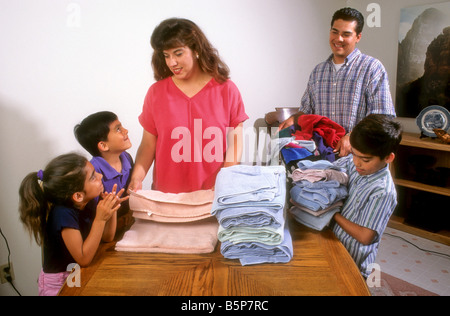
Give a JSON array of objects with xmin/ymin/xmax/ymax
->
[
  {"xmin": 289, "ymin": 206, "xmax": 340, "ymax": 231},
  {"xmin": 216, "ymin": 206, "xmax": 285, "ymax": 229},
  {"xmin": 220, "ymin": 226, "xmax": 293, "ymax": 265},
  {"xmin": 290, "ymin": 180, "xmax": 348, "ymax": 211},
  {"xmin": 211, "ymin": 165, "xmax": 286, "ymax": 215},
  {"xmin": 296, "ymin": 159, "xmax": 346, "ymax": 172}
]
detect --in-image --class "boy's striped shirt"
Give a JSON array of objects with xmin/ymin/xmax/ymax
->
[{"xmin": 332, "ymin": 155, "xmax": 397, "ymax": 278}]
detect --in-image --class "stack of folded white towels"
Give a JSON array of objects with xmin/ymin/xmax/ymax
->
[
  {"xmin": 211, "ymin": 164, "xmax": 293, "ymax": 265},
  {"xmin": 289, "ymin": 160, "xmax": 348, "ymax": 231}
]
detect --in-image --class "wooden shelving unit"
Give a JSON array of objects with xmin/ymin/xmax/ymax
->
[
  {"xmin": 394, "ymin": 179, "xmax": 450, "ymax": 197},
  {"xmin": 389, "ymin": 132, "xmax": 450, "ymax": 245}
]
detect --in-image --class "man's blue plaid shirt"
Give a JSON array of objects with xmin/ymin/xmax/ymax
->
[{"xmin": 300, "ymin": 48, "xmax": 396, "ymax": 132}]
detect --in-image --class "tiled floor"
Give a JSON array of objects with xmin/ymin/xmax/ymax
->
[{"xmin": 375, "ymin": 227, "xmax": 450, "ymax": 296}]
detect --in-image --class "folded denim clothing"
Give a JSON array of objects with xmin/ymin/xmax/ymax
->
[
  {"xmin": 289, "ymin": 206, "xmax": 340, "ymax": 231},
  {"xmin": 216, "ymin": 206, "xmax": 284, "ymax": 229},
  {"xmin": 115, "ymin": 217, "xmax": 219, "ymax": 254},
  {"xmin": 290, "ymin": 180, "xmax": 348, "ymax": 211},
  {"xmin": 218, "ymin": 222, "xmax": 284, "ymax": 246},
  {"xmin": 129, "ymin": 189, "xmax": 214, "ymax": 223},
  {"xmin": 291, "ymin": 168, "xmax": 348, "ymax": 185},
  {"xmin": 220, "ymin": 226, "xmax": 293, "ymax": 265},
  {"xmin": 211, "ymin": 165, "xmax": 286, "ymax": 214}
]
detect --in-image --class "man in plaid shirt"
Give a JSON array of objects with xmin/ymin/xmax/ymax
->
[{"xmin": 280, "ymin": 8, "xmax": 396, "ymax": 157}]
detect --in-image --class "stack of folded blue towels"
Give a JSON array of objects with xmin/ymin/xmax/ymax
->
[
  {"xmin": 211, "ymin": 164, "xmax": 293, "ymax": 265},
  {"xmin": 289, "ymin": 160, "xmax": 348, "ymax": 231}
]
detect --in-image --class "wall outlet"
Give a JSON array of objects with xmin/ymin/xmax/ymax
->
[{"xmin": 0, "ymin": 263, "xmax": 15, "ymax": 284}]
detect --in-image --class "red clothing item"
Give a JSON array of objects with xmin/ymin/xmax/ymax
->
[
  {"xmin": 139, "ymin": 78, "xmax": 248, "ymax": 193},
  {"xmin": 294, "ymin": 114, "xmax": 345, "ymax": 148}
]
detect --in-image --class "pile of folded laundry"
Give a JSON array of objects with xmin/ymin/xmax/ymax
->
[
  {"xmin": 289, "ymin": 160, "xmax": 348, "ymax": 231},
  {"xmin": 211, "ymin": 164, "xmax": 293, "ymax": 265},
  {"xmin": 269, "ymin": 114, "xmax": 346, "ymax": 167},
  {"xmin": 115, "ymin": 189, "xmax": 219, "ymax": 254}
]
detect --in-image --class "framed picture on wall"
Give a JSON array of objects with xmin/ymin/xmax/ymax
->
[{"xmin": 395, "ymin": 2, "xmax": 450, "ymax": 118}]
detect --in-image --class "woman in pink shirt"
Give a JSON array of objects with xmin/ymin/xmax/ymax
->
[{"xmin": 130, "ymin": 18, "xmax": 249, "ymax": 194}]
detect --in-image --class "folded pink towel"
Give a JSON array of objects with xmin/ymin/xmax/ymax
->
[
  {"xmin": 129, "ymin": 189, "xmax": 214, "ymax": 223},
  {"xmin": 115, "ymin": 217, "xmax": 219, "ymax": 254},
  {"xmin": 117, "ymin": 190, "xmax": 218, "ymax": 254}
]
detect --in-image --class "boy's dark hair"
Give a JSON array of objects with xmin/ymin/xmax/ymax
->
[
  {"xmin": 350, "ymin": 114, "xmax": 403, "ymax": 159},
  {"xmin": 74, "ymin": 111, "xmax": 118, "ymax": 157},
  {"xmin": 332, "ymin": 7, "xmax": 365, "ymax": 35}
]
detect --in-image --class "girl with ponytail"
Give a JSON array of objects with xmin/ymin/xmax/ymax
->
[{"xmin": 19, "ymin": 153, "xmax": 127, "ymax": 296}]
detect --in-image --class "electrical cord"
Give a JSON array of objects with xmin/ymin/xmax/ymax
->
[
  {"xmin": 384, "ymin": 232, "xmax": 450, "ymax": 260},
  {"xmin": 0, "ymin": 227, "xmax": 22, "ymax": 296}
]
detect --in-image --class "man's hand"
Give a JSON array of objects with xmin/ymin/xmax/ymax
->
[
  {"xmin": 334, "ymin": 134, "xmax": 352, "ymax": 157},
  {"xmin": 278, "ymin": 111, "xmax": 303, "ymax": 131},
  {"xmin": 278, "ymin": 116, "xmax": 295, "ymax": 131}
]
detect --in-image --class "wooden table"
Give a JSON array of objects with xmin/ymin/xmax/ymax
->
[{"xmin": 59, "ymin": 218, "xmax": 370, "ymax": 296}]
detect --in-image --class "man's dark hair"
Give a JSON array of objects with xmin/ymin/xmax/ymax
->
[{"xmin": 332, "ymin": 7, "xmax": 365, "ymax": 35}]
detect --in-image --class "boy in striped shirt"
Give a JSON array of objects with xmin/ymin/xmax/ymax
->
[{"xmin": 331, "ymin": 114, "xmax": 402, "ymax": 278}]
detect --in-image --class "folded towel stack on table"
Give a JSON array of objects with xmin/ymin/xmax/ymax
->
[
  {"xmin": 289, "ymin": 160, "xmax": 348, "ymax": 231},
  {"xmin": 115, "ymin": 189, "xmax": 219, "ymax": 254},
  {"xmin": 211, "ymin": 164, "xmax": 293, "ymax": 265}
]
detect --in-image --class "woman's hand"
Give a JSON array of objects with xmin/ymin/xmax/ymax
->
[{"xmin": 128, "ymin": 178, "xmax": 143, "ymax": 192}]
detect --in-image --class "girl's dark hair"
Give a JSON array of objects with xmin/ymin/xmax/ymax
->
[
  {"xmin": 19, "ymin": 153, "xmax": 88, "ymax": 245},
  {"xmin": 350, "ymin": 114, "xmax": 403, "ymax": 159},
  {"xmin": 74, "ymin": 111, "xmax": 118, "ymax": 157},
  {"xmin": 331, "ymin": 7, "xmax": 365, "ymax": 35},
  {"xmin": 150, "ymin": 18, "xmax": 230, "ymax": 84}
]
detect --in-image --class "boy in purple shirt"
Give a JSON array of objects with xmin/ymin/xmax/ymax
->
[{"xmin": 74, "ymin": 111, "xmax": 134, "ymax": 233}]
